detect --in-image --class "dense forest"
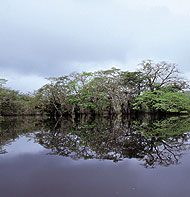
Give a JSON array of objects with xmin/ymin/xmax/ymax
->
[{"xmin": 1, "ymin": 60, "xmax": 190, "ymax": 117}]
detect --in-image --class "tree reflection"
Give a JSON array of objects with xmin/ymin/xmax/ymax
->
[
  {"xmin": 0, "ymin": 116, "xmax": 42, "ymax": 154},
  {"xmin": 0, "ymin": 115, "xmax": 190, "ymax": 168},
  {"xmin": 34, "ymin": 115, "xmax": 190, "ymax": 168}
]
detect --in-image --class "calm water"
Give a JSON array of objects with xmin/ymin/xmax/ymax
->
[{"xmin": 1, "ymin": 115, "xmax": 190, "ymax": 197}]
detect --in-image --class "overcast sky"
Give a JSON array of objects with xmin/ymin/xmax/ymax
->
[{"xmin": 1, "ymin": 0, "xmax": 190, "ymax": 92}]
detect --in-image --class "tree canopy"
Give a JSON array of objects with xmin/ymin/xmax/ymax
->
[{"xmin": 0, "ymin": 61, "xmax": 189, "ymax": 117}]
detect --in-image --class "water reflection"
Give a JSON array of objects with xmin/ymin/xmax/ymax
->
[
  {"xmin": 0, "ymin": 116, "xmax": 40, "ymax": 154},
  {"xmin": 1, "ymin": 115, "xmax": 190, "ymax": 168}
]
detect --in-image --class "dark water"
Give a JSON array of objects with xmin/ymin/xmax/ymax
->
[{"xmin": 1, "ymin": 115, "xmax": 190, "ymax": 197}]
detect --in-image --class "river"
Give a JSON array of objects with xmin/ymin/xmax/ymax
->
[{"xmin": 0, "ymin": 115, "xmax": 190, "ymax": 197}]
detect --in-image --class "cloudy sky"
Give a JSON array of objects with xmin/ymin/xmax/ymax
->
[{"xmin": 0, "ymin": 0, "xmax": 190, "ymax": 92}]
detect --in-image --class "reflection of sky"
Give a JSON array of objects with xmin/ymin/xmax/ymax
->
[
  {"xmin": 1, "ymin": 0, "xmax": 190, "ymax": 92},
  {"xmin": 1, "ymin": 136, "xmax": 45, "ymax": 157}
]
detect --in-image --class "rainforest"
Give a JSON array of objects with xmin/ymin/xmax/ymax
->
[{"xmin": 1, "ymin": 60, "xmax": 190, "ymax": 118}]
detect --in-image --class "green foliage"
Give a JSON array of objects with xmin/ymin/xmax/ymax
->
[
  {"xmin": 0, "ymin": 81, "xmax": 39, "ymax": 116},
  {"xmin": 0, "ymin": 79, "xmax": 8, "ymax": 87},
  {"xmin": 1, "ymin": 60, "xmax": 190, "ymax": 116},
  {"xmin": 34, "ymin": 63, "xmax": 190, "ymax": 116},
  {"xmin": 134, "ymin": 90, "xmax": 190, "ymax": 113}
]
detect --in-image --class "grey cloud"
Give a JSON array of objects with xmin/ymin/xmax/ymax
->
[{"xmin": 0, "ymin": 0, "xmax": 190, "ymax": 91}]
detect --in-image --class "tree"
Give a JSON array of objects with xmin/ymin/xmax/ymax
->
[
  {"xmin": 0, "ymin": 79, "xmax": 38, "ymax": 116},
  {"xmin": 133, "ymin": 90, "xmax": 190, "ymax": 113},
  {"xmin": 0, "ymin": 79, "xmax": 7, "ymax": 87},
  {"xmin": 139, "ymin": 60, "xmax": 189, "ymax": 92}
]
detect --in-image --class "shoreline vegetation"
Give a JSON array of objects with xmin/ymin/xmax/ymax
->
[{"xmin": 1, "ymin": 60, "xmax": 190, "ymax": 118}]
